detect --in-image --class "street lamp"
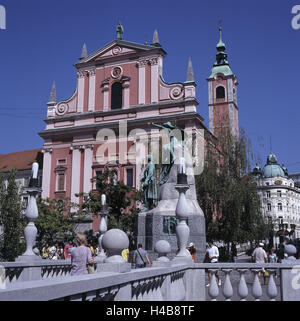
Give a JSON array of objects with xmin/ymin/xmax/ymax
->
[{"xmin": 95, "ymin": 194, "xmax": 109, "ymax": 262}]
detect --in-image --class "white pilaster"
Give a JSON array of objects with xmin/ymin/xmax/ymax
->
[
  {"xmin": 71, "ymin": 148, "xmax": 81, "ymax": 204},
  {"xmin": 41, "ymin": 149, "xmax": 52, "ymax": 199},
  {"xmin": 208, "ymin": 81, "xmax": 213, "ymax": 105},
  {"xmin": 77, "ymin": 71, "xmax": 85, "ymax": 113},
  {"xmin": 83, "ymin": 146, "xmax": 93, "ymax": 194},
  {"xmin": 209, "ymin": 105, "xmax": 214, "ymax": 134},
  {"xmin": 227, "ymin": 78, "xmax": 233, "ymax": 101},
  {"xmin": 150, "ymin": 57, "xmax": 159, "ymax": 103},
  {"xmin": 123, "ymin": 79, "xmax": 130, "ymax": 108},
  {"xmin": 102, "ymin": 83, "xmax": 109, "ymax": 111},
  {"xmin": 88, "ymin": 69, "xmax": 96, "ymax": 112},
  {"xmin": 138, "ymin": 60, "xmax": 146, "ymax": 104}
]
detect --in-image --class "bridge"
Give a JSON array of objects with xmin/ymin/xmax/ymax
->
[{"xmin": 0, "ymin": 260, "xmax": 299, "ymax": 301}]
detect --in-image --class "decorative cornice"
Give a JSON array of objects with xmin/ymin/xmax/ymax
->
[
  {"xmin": 72, "ymin": 144, "xmax": 94, "ymax": 151},
  {"xmin": 136, "ymin": 59, "xmax": 148, "ymax": 68},
  {"xmin": 136, "ymin": 57, "xmax": 159, "ymax": 68},
  {"xmin": 43, "ymin": 98, "xmax": 199, "ymax": 125},
  {"xmin": 42, "ymin": 148, "xmax": 53, "ymax": 154},
  {"xmin": 149, "ymin": 57, "xmax": 158, "ymax": 66},
  {"xmin": 87, "ymin": 69, "xmax": 96, "ymax": 76},
  {"xmin": 54, "ymin": 165, "xmax": 67, "ymax": 173},
  {"xmin": 77, "ymin": 70, "xmax": 85, "ymax": 78},
  {"xmin": 39, "ymin": 109, "xmax": 206, "ymax": 141}
]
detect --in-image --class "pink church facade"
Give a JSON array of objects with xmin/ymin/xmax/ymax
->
[{"xmin": 39, "ymin": 25, "xmax": 239, "ymax": 230}]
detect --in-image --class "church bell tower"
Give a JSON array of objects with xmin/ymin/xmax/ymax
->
[{"xmin": 207, "ymin": 27, "xmax": 239, "ymax": 139}]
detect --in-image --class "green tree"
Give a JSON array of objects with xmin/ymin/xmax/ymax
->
[
  {"xmin": 78, "ymin": 168, "xmax": 141, "ymax": 248},
  {"xmin": 35, "ymin": 197, "xmax": 82, "ymax": 244},
  {"xmin": 196, "ymin": 128, "xmax": 268, "ymax": 258},
  {"xmin": 0, "ymin": 169, "xmax": 24, "ymax": 261}
]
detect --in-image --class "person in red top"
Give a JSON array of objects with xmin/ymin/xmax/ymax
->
[
  {"xmin": 64, "ymin": 239, "xmax": 73, "ymax": 259},
  {"xmin": 188, "ymin": 242, "xmax": 196, "ymax": 263}
]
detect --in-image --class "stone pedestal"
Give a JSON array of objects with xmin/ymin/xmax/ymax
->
[
  {"xmin": 137, "ymin": 158, "xmax": 206, "ymax": 263},
  {"xmin": 74, "ymin": 213, "xmax": 93, "ymax": 233}
]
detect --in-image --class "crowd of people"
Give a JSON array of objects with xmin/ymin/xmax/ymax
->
[
  {"xmin": 40, "ymin": 239, "xmax": 99, "ymax": 261},
  {"xmin": 37, "ymin": 236, "xmax": 298, "ymax": 279}
]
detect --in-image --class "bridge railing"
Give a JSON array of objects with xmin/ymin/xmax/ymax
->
[
  {"xmin": 1, "ymin": 260, "xmax": 73, "ymax": 284},
  {"xmin": 0, "ymin": 262, "xmax": 299, "ymax": 301},
  {"xmin": 0, "ymin": 264, "xmax": 191, "ymax": 301}
]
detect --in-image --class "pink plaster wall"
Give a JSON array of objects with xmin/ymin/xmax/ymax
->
[{"xmin": 49, "ymin": 147, "xmax": 72, "ymax": 200}]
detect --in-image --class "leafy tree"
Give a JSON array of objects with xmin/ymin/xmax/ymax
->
[
  {"xmin": 196, "ymin": 127, "xmax": 268, "ymax": 258},
  {"xmin": 35, "ymin": 197, "xmax": 82, "ymax": 244},
  {"xmin": 0, "ymin": 169, "xmax": 24, "ymax": 261},
  {"xmin": 78, "ymin": 168, "xmax": 141, "ymax": 248}
]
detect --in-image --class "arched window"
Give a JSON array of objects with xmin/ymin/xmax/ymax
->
[
  {"xmin": 216, "ymin": 86, "xmax": 225, "ymax": 99},
  {"xmin": 267, "ymin": 203, "xmax": 271, "ymax": 211},
  {"xmin": 111, "ymin": 82, "xmax": 123, "ymax": 109},
  {"xmin": 278, "ymin": 203, "xmax": 282, "ymax": 211}
]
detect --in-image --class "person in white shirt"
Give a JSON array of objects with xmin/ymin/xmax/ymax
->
[
  {"xmin": 49, "ymin": 242, "xmax": 59, "ymax": 260},
  {"xmin": 251, "ymin": 242, "xmax": 268, "ymax": 283},
  {"xmin": 206, "ymin": 241, "xmax": 221, "ymax": 286}
]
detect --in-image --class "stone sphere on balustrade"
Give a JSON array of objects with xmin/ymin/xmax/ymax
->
[
  {"xmin": 102, "ymin": 229, "xmax": 129, "ymax": 263},
  {"xmin": 154, "ymin": 240, "xmax": 171, "ymax": 262},
  {"xmin": 284, "ymin": 244, "xmax": 297, "ymax": 257}
]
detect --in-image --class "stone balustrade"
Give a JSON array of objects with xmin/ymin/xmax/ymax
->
[
  {"xmin": 0, "ymin": 264, "xmax": 191, "ymax": 301},
  {"xmin": 194, "ymin": 262, "xmax": 300, "ymax": 301},
  {"xmin": 0, "ymin": 262, "xmax": 299, "ymax": 301},
  {"xmin": 1, "ymin": 260, "xmax": 74, "ymax": 285}
]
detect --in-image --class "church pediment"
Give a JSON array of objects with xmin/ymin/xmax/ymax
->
[
  {"xmin": 94, "ymin": 45, "xmax": 137, "ymax": 60},
  {"xmin": 75, "ymin": 40, "xmax": 166, "ymax": 66}
]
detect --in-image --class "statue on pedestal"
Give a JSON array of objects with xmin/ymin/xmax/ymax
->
[
  {"xmin": 152, "ymin": 122, "xmax": 184, "ymax": 185},
  {"xmin": 141, "ymin": 155, "xmax": 157, "ymax": 212}
]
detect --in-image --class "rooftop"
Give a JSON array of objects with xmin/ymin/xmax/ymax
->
[{"xmin": 0, "ymin": 149, "xmax": 43, "ymax": 173}]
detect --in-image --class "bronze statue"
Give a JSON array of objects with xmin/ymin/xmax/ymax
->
[
  {"xmin": 152, "ymin": 122, "xmax": 184, "ymax": 185},
  {"xmin": 141, "ymin": 154, "xmax": 157, "ymax": 212}
]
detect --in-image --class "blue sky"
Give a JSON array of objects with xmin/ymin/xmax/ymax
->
[{"xmin": 0, "ymin": 0, "xmax": 299, "ymax": 173}]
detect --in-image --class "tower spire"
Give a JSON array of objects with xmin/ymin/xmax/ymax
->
[
  {"xmin": 215, "ymin": 25, "xmax": 228, "ymax": 65},
  {"xmin": 48, "ymin": 81, "xmax": 56, "ymax": 105},
  {"xmin": 80, "ymin": 43, "xmax": 87, "ymax": 60},
  {"xmin": 116, "ymin": 20, "xmax": 124, "ymax": 40},
  {"xmin": 151, "ymin": 29, "xmax": 161, "ymax": 47},
  {"xmin": 186, "ymin": 57, "xmax": 194, "ymax": 82}
]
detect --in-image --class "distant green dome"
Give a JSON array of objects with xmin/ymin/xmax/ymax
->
[
  {"xmin": 262, "ymin": 153, "xmax": 286, "ymax": 178},
  {"xmin": 252, "ymin": 164, "xmax": 262, "ymax": 176}
]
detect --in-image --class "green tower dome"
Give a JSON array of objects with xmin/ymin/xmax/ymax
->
[{"xmin": 262, "ymin": 153, "xmax": 286, "ymax": 178}]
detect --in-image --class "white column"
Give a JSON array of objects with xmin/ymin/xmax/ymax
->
[
  {"xmin": 123, "ymin": 80, "xmax": 130, "ymax": 108},
  {"xmin": 41, "ymin": 149, "xmax": 52, "ymax": 199},
  {"xmin": 150, "ymin": 57, "xmax": 159, "ymax": 103},
  {"xmin": 77, "ymin": 71, "xmax": 85, "ymax": 113},
  {"xmin": 102, "ymin": 83, "xmax": 109, "ymax": 111},
  {"xmin": 83, "ymin": 146, "xmax": 93, "ymax": 194},
  {"xmin": 88, "ymin": 69, "xmax": 96, "ymax": 112},
  {"xmin": 71, "ymin": 148, "xmax": 81, "ymax": 204},
  {"xmin": 138, "ymin": 60, "xmax": 146, "ymax": 105}
]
